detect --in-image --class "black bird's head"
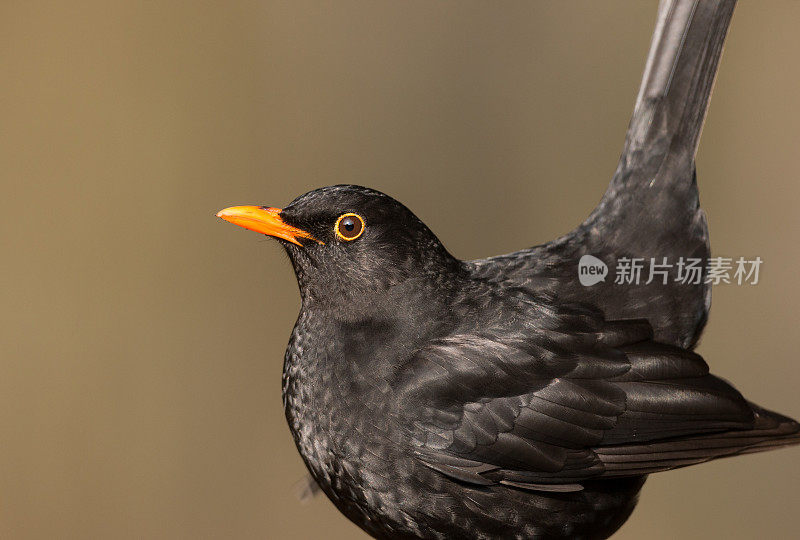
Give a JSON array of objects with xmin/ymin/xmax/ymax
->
[{"xmin": 217, "ymin": 185, "xmax": 463, "ymax": 311}]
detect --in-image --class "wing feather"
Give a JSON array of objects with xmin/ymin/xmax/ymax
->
[{"xmin": 397, "ymin": 314, "xmax": 798, "ymax": 490}]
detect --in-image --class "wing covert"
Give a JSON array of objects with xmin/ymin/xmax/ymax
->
[{"xmin": 395, "ymin": 315, "xmax": 757, "ymax": 490}]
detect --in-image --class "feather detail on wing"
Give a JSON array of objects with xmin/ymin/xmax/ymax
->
[{"xmin": 395, "ymin": 312, "xmax": 799, "ymax": 491}]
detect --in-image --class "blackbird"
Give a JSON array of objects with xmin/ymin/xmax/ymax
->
[{"xmin": 217, "ymin": 1, "xmax": 799, "ymax": 538}]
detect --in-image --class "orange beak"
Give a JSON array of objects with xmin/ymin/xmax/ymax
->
[{"xmin": 215, "ymin": 206, "xmax": 323, "ymax": 246}]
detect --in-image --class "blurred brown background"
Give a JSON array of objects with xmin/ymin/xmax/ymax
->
[{"xmin": 2, "ymin": 1, "xmax": 799, "ymax": 538}]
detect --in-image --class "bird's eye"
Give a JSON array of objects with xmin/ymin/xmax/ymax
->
[{"xmin": 335, "ymin": 213, "xmax": 365, "ymax": 241}]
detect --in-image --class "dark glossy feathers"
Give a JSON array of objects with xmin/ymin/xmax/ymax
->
[{"xmin": 395, "ymin": 299, "xmax": 796, "ymax": 493}]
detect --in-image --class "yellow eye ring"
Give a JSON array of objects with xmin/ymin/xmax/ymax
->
[{"xmin": 334, "ymin": 213, "xmax": 365, "ymax": 241}]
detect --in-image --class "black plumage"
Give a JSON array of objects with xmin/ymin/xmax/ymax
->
[{"xmin": 217, "ymin": 1, "xmax": 799, "ymax": 538}]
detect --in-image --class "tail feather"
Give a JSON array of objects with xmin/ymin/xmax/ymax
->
[
  {"xmin": 502, "ymin": 1, "xmax": 741, "ymax": 348},
  {"xmin": 608, "ymin": 0, "xmax": 737, "ymax": 195}
]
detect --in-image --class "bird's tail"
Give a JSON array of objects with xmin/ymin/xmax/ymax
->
[
  {"xmin": 609, "ymin": 0, "xmax": 737, "ymax": 191},
  {"xmin": 569, "ymin": 1, "xmax": 738, "ymax": 348}
]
